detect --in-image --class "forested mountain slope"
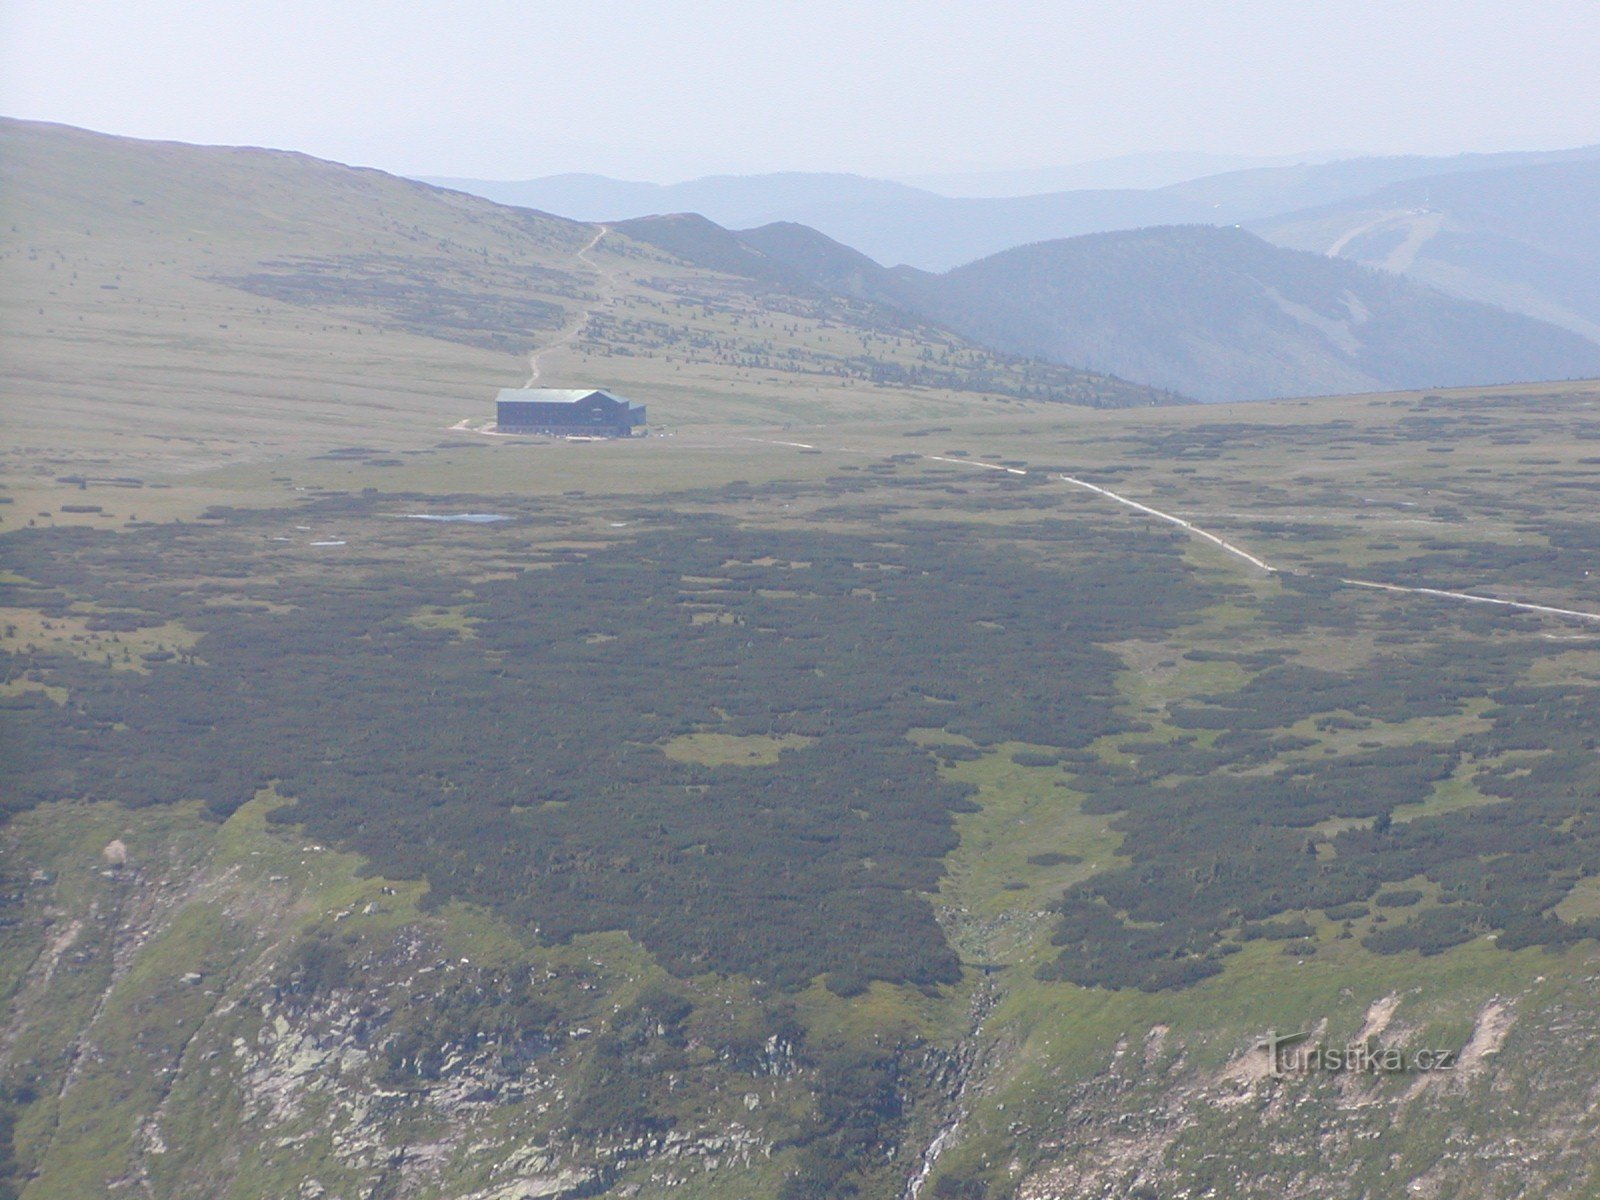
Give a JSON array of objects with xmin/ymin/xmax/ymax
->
[
  {"xmin": 648, "ymin": 219, "xmax": 1600, "ymax": 402},
  {"xmin": 892, "ymin": 225, "xmax": 1600, "ymax": 401}
]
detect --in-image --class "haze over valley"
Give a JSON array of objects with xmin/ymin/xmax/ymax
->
[
  {"xmin": 426, "ymin": 143, "xmax": 1600, "ymax": 273},
  {"xmin": 421, "ymin": 145, "xmax": 1600, "ymax": 402}
]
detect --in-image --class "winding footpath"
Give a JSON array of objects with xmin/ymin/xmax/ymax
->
[
  {"xmin": 1049, "ymin": 468, "xmax": 1600, "ymax": 624},
  {"xmin": 743, "ymin": 437, "xmax": 1600, "ymax": 627},
  {"xmin": 526, "ymin": 224, "xmax": 615, "ymax": 385},
  {"xmin": 445, "ymin": 225, "xmax": 619, "ymax": 437}
]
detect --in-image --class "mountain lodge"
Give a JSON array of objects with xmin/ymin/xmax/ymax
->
[{"xmin": 495, "ymin": 388, "xmax": 645, "ymax": 436}]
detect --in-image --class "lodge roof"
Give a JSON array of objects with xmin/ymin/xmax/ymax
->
[{"xmin": 496, "ymin": 388, "xmax": 643, "ymax": 412}]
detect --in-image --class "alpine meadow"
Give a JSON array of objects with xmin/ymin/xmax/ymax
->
[{"xmin": 4, "ymin": 15, "xmax": 1600, "ymax": 1200}]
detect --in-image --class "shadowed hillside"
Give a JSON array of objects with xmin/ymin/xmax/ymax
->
[
  {"xmin": 641, "ymin": 218, "xmax": 1600, "ymax": 402},
  {"xmin": 894, "ymin": 225, "xmax": 1600, "ymax": 402}
]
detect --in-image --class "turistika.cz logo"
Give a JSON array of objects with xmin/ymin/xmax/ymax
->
[{"xmin": 1256, "ymin": 1029, "xmax": 1459, "ymax": 1076}]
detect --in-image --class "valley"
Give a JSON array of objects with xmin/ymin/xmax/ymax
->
[{"xmin": 3, "ymin": 120, "xmax": 1600, "ymax": 1200}]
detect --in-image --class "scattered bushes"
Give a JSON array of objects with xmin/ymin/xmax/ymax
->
[
  {"xmin": 1026, "ymin": 852, "xmax": 1083, "ymax": 867},
  {"xmin": 1009, "ymin": 750, "xmax": 1060, "ymax": 768},
  {"xmin": 0, "ymin": 508, "xmax": 1202, "ymax": 993}
]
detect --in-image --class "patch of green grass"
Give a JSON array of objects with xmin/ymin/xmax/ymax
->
[
  {"xmin": 935, "ymin": 745, "xmax": 1125, "ymax": 922},
  {"xmin": 406, "ymin": 603, "xmax": 481, "ymax": 639}
]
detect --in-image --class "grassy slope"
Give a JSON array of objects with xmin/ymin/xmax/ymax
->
[{"xmin": 0, "ymin": 118, "xmax": 1161, "ymax": 519}]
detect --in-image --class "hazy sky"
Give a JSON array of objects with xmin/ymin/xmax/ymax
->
[{"xmin": 3, "ymin": 0, "xmax": 1597, "ymax": 181}]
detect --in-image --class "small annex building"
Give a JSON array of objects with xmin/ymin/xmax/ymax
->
[{"xmin": 495, "ymin": 388, "xmax": 645, "ymax": 437}]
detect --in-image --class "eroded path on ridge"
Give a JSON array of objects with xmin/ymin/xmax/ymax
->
[{"xmin": 526, "ymin": 225, "xmax": 616, "ymax": 385}]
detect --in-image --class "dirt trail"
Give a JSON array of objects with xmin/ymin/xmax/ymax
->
[
  {"xmin": 526, "ymin": 225, "xmax": 615, "ymax": 385},
  {"xmin": 443, "ymin": 226, "xmax": 619, "ymax": 434},
  {"xmin": 1049, "ymin": 471, "xmax": 1600, "ymax": 621},
  {"xmin": 1056, "ymin": 472, "xmax": 1276, "ymax": 573},
  {"xmin": 739, "ymin": 437, "xmax": 1600, "ymax": 626},
  {"xmin": 1335, "ymin": 577, "xmax": 1600, "ymax": 624}
]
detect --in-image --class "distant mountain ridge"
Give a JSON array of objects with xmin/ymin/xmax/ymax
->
[
  {"xmin": 9, "ymin": 115, "xmax": 1589, "ymax": 421},
  {"xmin": 896, "ymin": 150, "xmax": 1321, "ymax": 197},
  {"xmin": 622, "ymin": 216, "xmax": 1600, "ymax": 402},
  {"xmin": 423, "ymin": 144, "xmax": 1600, "ymax": 271},
  {"xmin": 422, "ymin": 171, "xmax": 933, "ymax": 241}
]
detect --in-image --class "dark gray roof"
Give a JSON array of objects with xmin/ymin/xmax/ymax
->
[{"xmin": 496, "ymin": 387, "xmax": 642, "ymax": 411}]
